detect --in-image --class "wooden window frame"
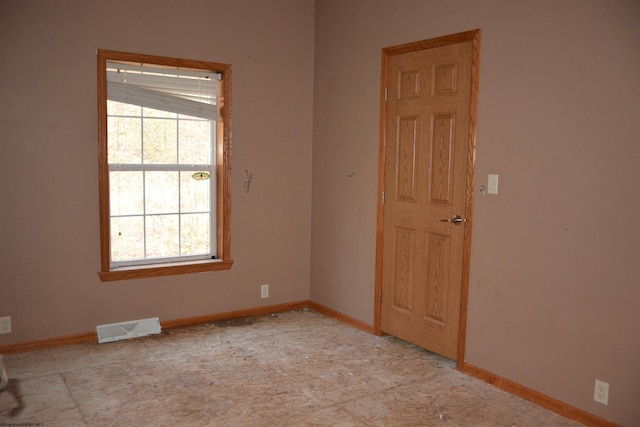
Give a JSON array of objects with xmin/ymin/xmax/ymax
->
[{"xmin": 97, "ymin": 50, "xmax": 233, "ymax": 282}]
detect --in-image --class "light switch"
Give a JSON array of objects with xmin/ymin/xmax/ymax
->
[{"xmin": 487, "ymin": 174, "xmax": 499, "ymax": 194}]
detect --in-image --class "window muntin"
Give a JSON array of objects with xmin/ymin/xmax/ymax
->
[{"xmin": 98, "ymin": 51, "xmax": 232, "ymax": 281}]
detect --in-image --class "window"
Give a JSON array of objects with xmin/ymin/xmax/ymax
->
[{"xmin": 97, "ymin": 50, "xmax": 232, "ymax": 281}]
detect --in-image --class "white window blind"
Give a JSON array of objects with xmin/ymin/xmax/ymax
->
[{"xmin": 106, "ymin": 61, "xmax": 220, "ymax": 120}]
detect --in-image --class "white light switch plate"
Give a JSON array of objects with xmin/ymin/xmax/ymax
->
[{"xmin": 488, "ymin": 174, "xmax": 499, "ymax": 194}]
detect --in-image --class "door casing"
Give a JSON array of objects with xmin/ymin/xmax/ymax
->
[{"xmin": 373, "ymin": 30, "xmax": 481, "ymax": 369}]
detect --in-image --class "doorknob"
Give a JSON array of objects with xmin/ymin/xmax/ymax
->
[{"xmin": 440, "ymin": 214, "xmax": 464, "ymax": 225}]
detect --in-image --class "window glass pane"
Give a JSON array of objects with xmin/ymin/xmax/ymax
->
[
  {"xmin": 146, "ymin": 214, "xmax": 179, "ymax": 258},
  {"xmin": 143, "ymin": 118, "xmax": 177, "ymax": 164},
  {"xmin": 179, "ymin": 119, "xmax": 211, "ymax": 164},
  {"xmin": 181, "ymin": 213, "xmax": 210, "ymax": 255},
  {"xmin": 111, "ymin": 216, "xmax": 144, "ymax": 261},
  {"xmin": 143, "ymin": 107, "xmax": 177, "ymax": 119},
  {"xmin": 178, "ymin": 113, "xmax": 210, "ymax": 121},
  {"xmin": 145, "ymin": 171, "xmax": 179, "ymax": 214},
  {"xmin": 108, "ymin": 116, "xmax": 142, "ymax": 164},
  {"xmin": 110, "ymin": 171, "xmax": 143, "ymax": 216},
  {"xmin": 180, "ymin": 171, "xmax": 210, "ymax": 213},
  {"xmin": 108, "ymin": 100, "xmax": 141, "ymax": 116}
]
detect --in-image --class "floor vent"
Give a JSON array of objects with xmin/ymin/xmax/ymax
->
[{"xmin": 97, "ymin": 317, "xmax": 161, "ymax": 344}]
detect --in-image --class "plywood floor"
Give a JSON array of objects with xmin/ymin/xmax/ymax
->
[{"xmin": 0, "ymin": 310, "xmax": 582, "ymax": 426}]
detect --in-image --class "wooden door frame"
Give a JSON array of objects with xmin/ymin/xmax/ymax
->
[{"xmin": 373, "ymin": 30, "xmax": 481, "ymax": 368}]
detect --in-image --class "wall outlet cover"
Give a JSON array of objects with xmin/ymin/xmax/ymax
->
[
  {"xmin": 0, "ymin": 317, "xmax": 11, "ymax": 334},
  {"xmin": 594, "ymin": 379, "xmax": 609, "ymax": 405}
]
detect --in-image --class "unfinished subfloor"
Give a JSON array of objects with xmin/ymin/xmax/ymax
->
[{"xmin": 0, "ymin": 309, "xmax": 582, "ymax": 426}]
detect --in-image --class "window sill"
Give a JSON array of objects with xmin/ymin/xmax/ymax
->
[{"xmin": 98, "ymin": 259, "xmax": 233, "ymax": 282}]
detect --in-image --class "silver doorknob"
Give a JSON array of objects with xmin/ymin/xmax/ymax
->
[{"xmin": 440, "ymin": 214, "xmax": 464, "ymax": 225}]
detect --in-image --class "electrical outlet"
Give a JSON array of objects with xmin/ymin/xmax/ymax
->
[
  {"xmin": 594, "ymin": 379, "xmax": 609, "ymax": 405},
  {"xmin": 0, "ymin": 317, "xmax": 11, "ymax": 334},
  {"xmin": 261, "ymin": 284, "xmax": 269, "ymax": 299}
]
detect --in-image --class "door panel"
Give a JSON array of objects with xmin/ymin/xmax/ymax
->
[
  {"xmin": 396, "ymin": 116, "xmax": 419, "ymax": 201},
  {"xmin": 392, "ymin": 226, "xmax": 415, "ymax": 312},
  {"xmin": 379, "ymin": 36, "xmax": 475, "ymax": 361}
]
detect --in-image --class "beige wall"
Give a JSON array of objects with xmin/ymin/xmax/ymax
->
[
  {"xmin": 0, "ymin": 0, "xmax": 314, "ymax": 341},
  {"xmin": 311, "ymin": 0, "xmax": 640, "ymax": 425},
  {"xmin": 2, "ymin": 0, "xmax": 639, "ymax": 425}
]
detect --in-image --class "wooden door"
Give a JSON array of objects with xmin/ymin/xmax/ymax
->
[{"xmin": 376, "ymin": 31, "xmax": 480, "ymax": 361}]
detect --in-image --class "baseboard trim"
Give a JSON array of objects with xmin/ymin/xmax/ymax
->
[
  {"xmin": 0, "ymin": 300, "xmax": 310, "ymax": 354},
  {"xmin": 307, "ymin": 301, "xmax": 375, "ymax": 334},
  {"xmin": 0, "ymin": 331, "xmax": 98, "ymax": 355},
  {"xmin": 160, "ymin": 300, "xmax": 310, "ymax": 330},
  {"xmin": 0, "ymin": 300, "xmax": 375, "ymax": 354},
  {"xmin": 460, "ymin": 362, "xmax": 620, "ymax": 427}
]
